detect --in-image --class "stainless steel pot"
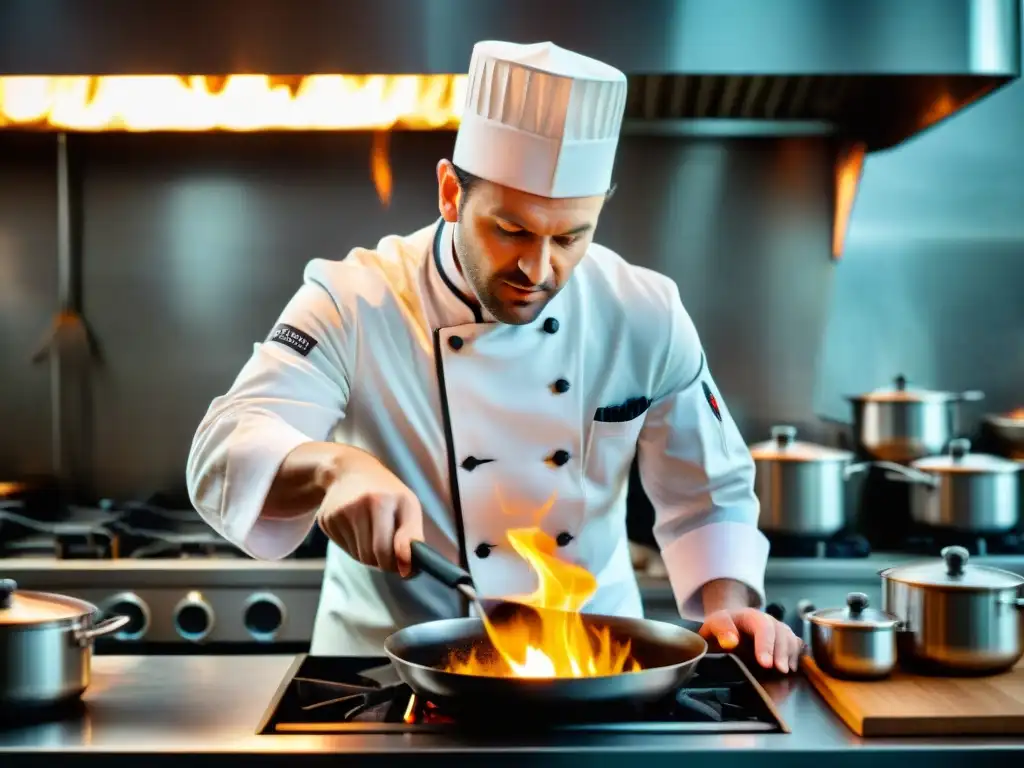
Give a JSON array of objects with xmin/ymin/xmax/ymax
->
[
  {"xmin": 846, "ymin": 374, "xmax": 984, "ymax": 463},
  {"xmin": 983, "ymin": 409, "xmax": 1024, "ymax": 460},
  {"xmin": 880, "ymin": 546, "xmax": 1024, "ymax": 675},
  {"xmin": 750, "ymin": 425, "xmax": 869, "ymax": 535},
  {"xmin": 801, "ymin": 592, "xmax": 900, "ymax": 679},
  {"xmin": 0, "ymin": 578, "xmax": 129, "ymax": 707},
  {"xmin": 882, "ymin": 439, "xmax": 1022, "ymax": 532}
]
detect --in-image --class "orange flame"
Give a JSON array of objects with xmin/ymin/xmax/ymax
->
[
  {"xmin": 0, "ymin": 74, "xmax": 467, "ymax": 205},
  {"xmin": 445, "ymin": 528, "xmax": 642, "ymax": 679},
  {"xmin": 0, "ymin": 75, "xmax": 466, "ymax": 132}
]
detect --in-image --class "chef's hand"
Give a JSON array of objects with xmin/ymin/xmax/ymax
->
[
  {"xmin": 699, "ymin": 608, "xmax": 803, "ymax": 674},
  {"xmin": 315, "ymin": 448, "xmax": 424, "ymax": 577}
]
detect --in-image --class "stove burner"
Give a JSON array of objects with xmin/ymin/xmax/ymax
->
[
  {"xmin": 764, "ymin": 531, "xmax": 871, "ymax": 559},
  {"xmin": 258, "ymin": 654, "xmax": 787, "ymax": 735},
  {"xmin": 0, "ymin": 495, "xmax": 326, "ymax": 560},
  {"xmin": 902, "ymin": 529, "xmax": 1024, "ymax": 557}
]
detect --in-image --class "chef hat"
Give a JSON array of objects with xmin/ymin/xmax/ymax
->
[{"xmin": 452, "ymin": 41, "xmax": 628, "ymax": 199}]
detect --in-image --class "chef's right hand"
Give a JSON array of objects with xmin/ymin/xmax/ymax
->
[{"xmin": 315, "ymin": 448, "xmax": 424, "ymax": 577}]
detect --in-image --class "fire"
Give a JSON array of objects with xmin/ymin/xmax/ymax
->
[
  {"xmin": 445, "ymin": 528, "xmax": 642, "ymax": 679},
  {"xmin": 0, "ymin": 74, "xmax": 467, "ymax": 206},
  {"xmin": 0, "ymin": 75, "xmax": 467, "ymax": 132}
]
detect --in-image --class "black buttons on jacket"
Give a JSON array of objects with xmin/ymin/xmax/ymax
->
[
  {"xmin": 553, "ymin": 378, "xmax": 570, "ymax": 394},
  {"xmin": 556, "ymin": 532, "xmax": 574, "ymax": 547},
  {"xmin": 543, "ymin": 317, "xmax": 559, "ymax": 334},
  {"xmin": 474, "ymin": 543, "xmax": 495, "ymax": 559},
  {"xmin": 448, "ymin": 335, "xmax": 464, "ymax": 351},
  {"xmin": 550, "ymin": 449, "xmax": 570, "ymax": 466},
  {"xmin": 460, "ymin": 456, "xmax": 494, "ymax": 471}
]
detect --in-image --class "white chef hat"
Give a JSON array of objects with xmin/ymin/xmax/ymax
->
[{"xmin": 452, "ymin": 41, "xmax": 628, "ymax": 199}]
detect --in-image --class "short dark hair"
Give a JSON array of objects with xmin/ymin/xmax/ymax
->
[{"xmin": 450, "ymin": 162, "xmax": 617, "ymax": 208}]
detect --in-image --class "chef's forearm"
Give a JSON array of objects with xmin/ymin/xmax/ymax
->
[
  {"xmin": 261, "ymin": 441, "xmax": 361, "ymax": 521},
  {"xmin": 701, "ymin": 578, "xmax": 758, "ymax": 615}
]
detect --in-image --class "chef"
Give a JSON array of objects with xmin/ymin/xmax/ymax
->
[{"xmin": 186, "ymin": 40, "xmax": 802, "ymax": 673}]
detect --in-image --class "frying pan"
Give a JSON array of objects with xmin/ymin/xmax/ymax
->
[{"xmin": 382, "ymin": 541, "xmax": 707, "ymax": 715}]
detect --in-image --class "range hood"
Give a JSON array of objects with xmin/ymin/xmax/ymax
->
[
  {"xmin": 0, "ymin": 0, "xmax": 1018, "ymax": 148},
  {"xmin": 0, "ymin": 0, "xmax": 1019, "ymax": 255}
]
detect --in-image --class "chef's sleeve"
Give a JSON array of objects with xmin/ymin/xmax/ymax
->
[
  {"xmin": 636, "ymin": 286, "xmax": 768, "ymax": 621},
  {"xmin": 186, "ymin": 259, "xmax": 353, "ymax": 561}
]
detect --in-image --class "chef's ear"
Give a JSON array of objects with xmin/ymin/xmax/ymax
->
[{"xmin": 436, "ymin": 159, "xmax": 461, "ymax": 223}]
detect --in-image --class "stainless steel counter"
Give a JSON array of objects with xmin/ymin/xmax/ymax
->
[{"xmin": 1, "ymin": 655, "xmax": 1023, "ymax": 767}]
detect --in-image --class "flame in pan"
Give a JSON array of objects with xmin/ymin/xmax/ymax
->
[{"xmin": 444, "ymin": 528, "xmax": 642, "ymax": 679}]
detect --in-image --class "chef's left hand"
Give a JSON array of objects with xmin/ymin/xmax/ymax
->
[{"xmin": 699, "ymin": 608, "xmax": 803, "ymax": 674}]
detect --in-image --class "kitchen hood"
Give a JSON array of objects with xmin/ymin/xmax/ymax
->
[{"xmin": 0, "ymin": 0, "xmax": 1018, "ymax": 150}]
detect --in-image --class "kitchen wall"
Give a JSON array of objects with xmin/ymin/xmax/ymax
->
[{"xmin": 0, "ymin": 79, "xmax": 1022, "ymax": 501}]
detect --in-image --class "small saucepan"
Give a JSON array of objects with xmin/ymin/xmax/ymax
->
[
  {"xmin": 0, "ymin": 579, "xmax": 130, "ymax": 709},
  {"xmin": 800, "ymin": 593, "xmax": 901, "ymax": 679}
]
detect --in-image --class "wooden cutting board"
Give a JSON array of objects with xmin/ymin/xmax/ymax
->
[{"xmin": 801, "ymin": 654, "xmax": 1024, "ymax": 737}]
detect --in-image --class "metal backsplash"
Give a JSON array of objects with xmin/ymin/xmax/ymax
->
[{"xmin": 1, "ymin": 102, "xmax": 1023, "ymax": 498}]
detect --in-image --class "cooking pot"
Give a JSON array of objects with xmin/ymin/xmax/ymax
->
[
  {"xmin": 801, "ymin": 592, "xmax": 900, "ymax": 679},
  {"xmin": 882, "ymin": 438, "xmax": 1022, "ymax": 533},
  {"xmin": 749, "ymin": 425, "xmax": 870, "ymax": 535},
  {"xmin": 880, "ymin": 546, "xmax": 1024, "ymax": 675},
  {"xmin": 983, "ymin": 409, "xmax": 1024, "ymax": 460},
  {"xmin": 846, "ymin": 375, "xmax": 984, "ymax": 463},
  {"xmin": 0, "ymin": 578, "xmax": 130, "ymax": 707}
]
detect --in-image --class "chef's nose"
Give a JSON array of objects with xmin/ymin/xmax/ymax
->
[{"xmin": 518, "ymin": 239, "xmax": 553, "ymax": 286}]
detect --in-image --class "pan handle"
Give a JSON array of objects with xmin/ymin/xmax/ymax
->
[{"xmin": 411, "ymin": 540, "xmax": 474, "ymax": 590}]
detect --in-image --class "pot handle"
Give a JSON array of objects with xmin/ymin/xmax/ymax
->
[
  {"xmin": 843, "ymin": 461, "xmax": 871, "ymax": 480},
  {"xmin": 75, "ymin": 614, "xmax": 131, "ymax": 646},
  {"xmin": 954, "ymin": 390, "xmax": 985, "ymax": 403},
  {"xmin": 877, "ymin": 461, "xmax": 938, "ymax": 488}
]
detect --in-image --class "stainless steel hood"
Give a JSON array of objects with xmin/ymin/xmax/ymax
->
[{"xmin": 0, "ymin": 0, "xmax": 1020, "ymax": 150}]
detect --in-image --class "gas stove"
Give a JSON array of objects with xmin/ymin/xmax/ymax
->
[
  {"xmin": 257, "ymin": 654, "xmax": 789, "ymax": 735},
  {"xmin": 0, "ymin": 495, "xmax": 326, "ymax": 651}
]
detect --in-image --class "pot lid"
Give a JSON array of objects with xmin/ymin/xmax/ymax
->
[
  {"xmin": 881, "ymin": 546, "xmax": 1024, "ymax": 590},
  {"xmin": 807, "ymin": 592, "xmax": 900, "ymax": 629},
  {"xmin": 847, "ymin": 374, "xmax": 984, "ymax": 404},
  {"xmin": 913, "ymin": 439, "xmax": 1022, "ymax": 474},
  {"xmin": 0, "ymin": 579, "xmax": 93, "ymax": 626},
  {"xmin": 749, "ymin": 425, "xmax": 854, "ymax": 462}
]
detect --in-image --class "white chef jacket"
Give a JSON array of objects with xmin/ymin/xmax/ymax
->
[{"xmin": 186, "ymin": 219, "xmax": 769, "ymax": 655}]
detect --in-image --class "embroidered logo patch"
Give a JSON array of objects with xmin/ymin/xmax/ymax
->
[
  {"xmin": 702, "ymin": 381, "xmax": 722, "ymax": 422},
  {"xmin": 268, "ymin": 323, "xmax": 318, "ymax": 357}
]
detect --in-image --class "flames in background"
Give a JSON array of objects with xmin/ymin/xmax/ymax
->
[{"xmin": 0, "ymin": 74, "xmax": 468, "ymax": 205}]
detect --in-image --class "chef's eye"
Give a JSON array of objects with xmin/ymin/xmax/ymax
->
[
  {"xmin": 555, "ymin": 235, "xmax": 578, "ymax": 248},
  {"xmin": 495, "ymin": 222, "xmax": 527, "ymax": 238}
]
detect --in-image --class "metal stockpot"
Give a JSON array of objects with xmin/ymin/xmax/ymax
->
[
  {"xmin": 0, "ymin": 578, "xmax": 129, "ymax": 707},
  {"xmin": 882, "ymin": 438, "xmax": 1021, "ymax": 533},
  {"xmin": 801, "ymin": 592, "xmax": 900, "ymax": 679},
  {"xmin": 750, "ymin": 425, "xmax": 869, "ymax": 535},
  {"xmin": 846, "ymin": 374, "xmax": 984, "ymax": 463},
  {"xmin": 880, "ymin": 546, "xmax": 1024, "ymax": 675}
]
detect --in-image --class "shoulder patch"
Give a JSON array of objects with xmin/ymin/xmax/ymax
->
[
  {"xmin": 268, "ymin": 323, "xmax": 318, "ymax": 357},
  {"xmin": 702, "ymin": 380, "xmax": 723, "ymax": 422}
]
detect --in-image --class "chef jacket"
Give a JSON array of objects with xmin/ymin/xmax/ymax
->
[{"xmin": 186, "ymin": 219, "xmax": 769, "ymax": 655}]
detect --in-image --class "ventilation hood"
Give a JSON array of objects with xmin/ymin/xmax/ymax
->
[{"xmin": 0, "ymin": 0, "xmax": 1020, "ymax": 148}]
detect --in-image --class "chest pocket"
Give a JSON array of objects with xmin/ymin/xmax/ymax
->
[{"xmin": 583, "ymin": 412, "xmax": 647, "ymax": 496}]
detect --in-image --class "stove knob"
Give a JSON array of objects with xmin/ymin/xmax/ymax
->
[
  {"xmin": 99, "ymin": 592, "xmax": 151, "ymax": 641},
  {"xmin": 173, "ymin": 591, "xmax": 215, "ymax": 642},
  {"xmin": 243, "ymin": 592, "xmax": 286, "ymax": 642}
]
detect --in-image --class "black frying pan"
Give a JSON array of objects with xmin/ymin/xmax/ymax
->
[{"xmin": 382, "ymin": 541, "xmax": 707, "ymax": 715}]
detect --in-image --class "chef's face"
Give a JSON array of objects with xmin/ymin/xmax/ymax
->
[{"xmin": 436, "ymin": 159, "xmax": 606, "ymax": 325}]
